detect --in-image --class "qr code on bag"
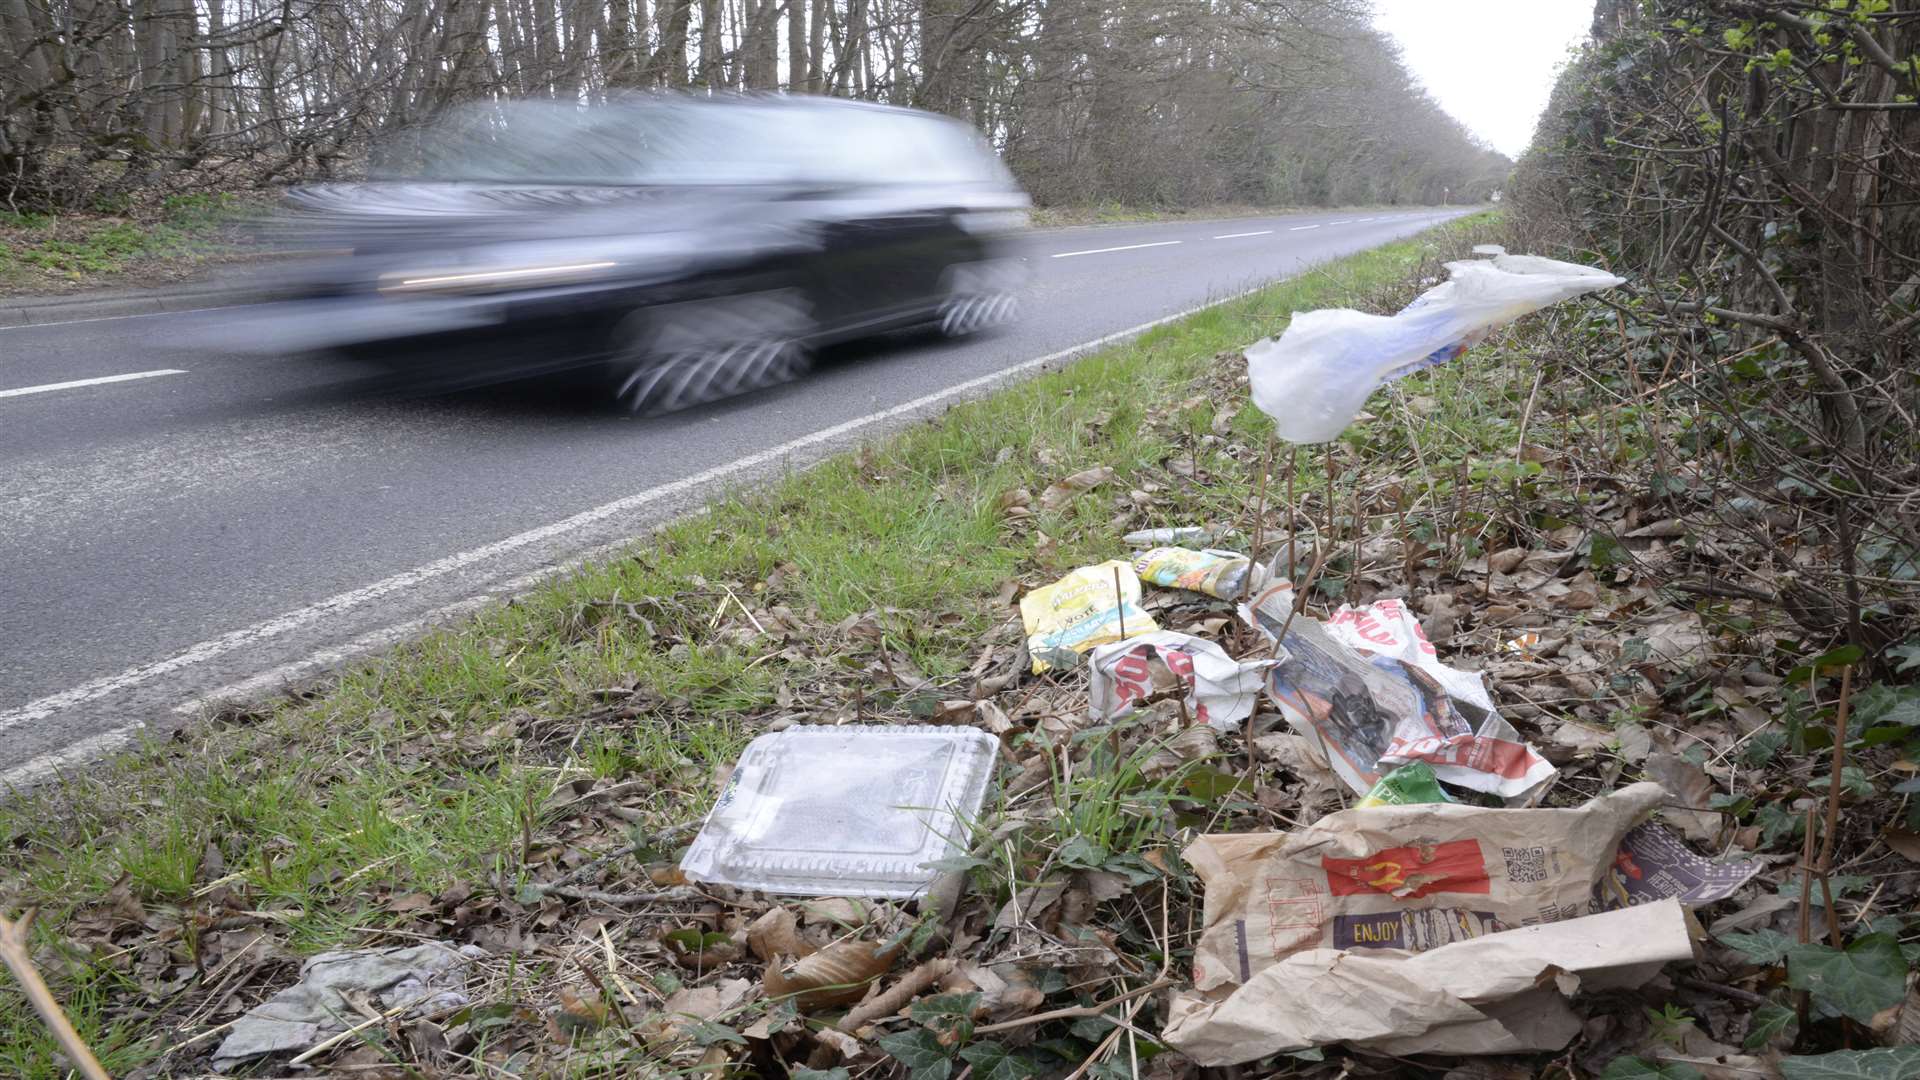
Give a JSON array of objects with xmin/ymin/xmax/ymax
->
[{"xmin": 1503, "ymin": 845, "xmax": 1548, "ymax": 883}]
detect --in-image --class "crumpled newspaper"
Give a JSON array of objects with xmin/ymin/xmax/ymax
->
[
  {"xmin": 1161, "ymin": 783, "xmax": 1690, "ymax": 1062},
  {"xmin": 1088, "ymin": 630, "xmax": 1276, "ymax": 731},
  {"xmin": 213, "ymin": 942, "xmax": 486, "ymax": 1071},
  {"xmin": 1240, "ymin": 585, "xmax": 1555, "ymax": 799}
]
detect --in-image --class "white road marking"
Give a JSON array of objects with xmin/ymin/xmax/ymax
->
[
  {"xmin": 0, "ymin": 369, "xmax": 186, "ymax": 399},
  {"xmin": 0, "ymin": 276, "xmax": 1289, "ymax": 763},
  {"xmin": 1328, "ymin": 220, "xmax": 1354, "ymax": 225},
  {"xmin": 1212, "ymin": 230, "xmax": 1273, "ymax": 239},
  {"xmin": 1050, "ymin": 240, "xmax": 1182, "ymax": 259},
  {"xmin": 1288, "ymin": 225, "xmax": 1321, "ymax": 231},
  {"xmin": 1355, "ymin": 217, "xmax": 1376, "ymax": 222},
  {"xmin": 0, "ymin": 304, "xmax": 248, "ymax": 333}
]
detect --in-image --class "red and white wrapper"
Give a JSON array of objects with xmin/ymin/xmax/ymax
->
[{"xmin": 1089, "ymin": 631, "xmax": 1276, "ymax": 731}]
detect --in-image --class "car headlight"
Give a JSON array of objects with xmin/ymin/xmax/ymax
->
[{"xmin": 378, "ymin": 260, "xmax": 618, "ymax": 294}]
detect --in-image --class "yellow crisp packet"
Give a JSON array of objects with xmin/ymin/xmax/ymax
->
[{"xmin": 1020, "ymin": 560, "xmax": 1159, "ymax": 673}]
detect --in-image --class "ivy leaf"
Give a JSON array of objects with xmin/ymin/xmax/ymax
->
[
  {"xmin": 1779, "ymin": 1047, "xmax": 1920, "ymax": 1079},
  {"xmin": 1057, "ymin": 835, "xmax": 1107, "ymax": 869},
  {"xmin": 1600, "ymin": 1057, "xmax": 1705, "ymax": 1080},
  {"xmin": 878, "ymin": 1029, "xmax": 954, "ymax": 1080},
  {"xmin": 912, "ymin": 991, "xmax": 982, "ymax": 1025},
  {"xmin": 1718, "ymin": 928, "xmax": 1794, "ymax": 965},
  {"xmin": 1181, "ymin": 766, "xmax": 1249, "ymax": 803},
  {"xmin": 1785, "ymin": 934, "xmax": 1909, "ymax": 1023},
  {"xmin": 1852, "ymin": 684, "xmax": 1920, "ymax": 729},
  {"xmin": 687, "ymin": 1020, "xmax": 746, "ymax": 1047},
  {"xmin": 911, "ymin": 991, "xmax": 981, "ymax": 1042},
  {"xmin": 1743, "ymin": 1002, "xmax": 1796, "ymax": 1049},
  {"xmin": 793, "ymin": 1070, "xmax": 852, "ymax": 1080},
  {"xmin": 958, "ymin": 1041, "xmax": 1039, "ymax": 1080}
]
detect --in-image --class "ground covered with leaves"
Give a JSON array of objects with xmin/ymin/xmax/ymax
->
[{"xmin": 2, "ymin": 213, "xmax": 1916, "ymax": 1079}]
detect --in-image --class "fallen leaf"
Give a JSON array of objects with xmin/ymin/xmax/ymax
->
[
  {"xmin": 748, "ymin": 908, "xmax": 816, "ymax": 964},
  {"xmin": 1645, "ymin": 753, "xmax": 1721, "ymax": 846},
  {"xmin": 1040, "ymin": 466, "xmax": 1115, "ymax": 510},
  {"xmin": 764, "ymin": 939, "xmax": 900, "ymax": 1010},
  {"xmin": 1882, "ymin": 829, "xmax": 1920, "ymax": 864}
]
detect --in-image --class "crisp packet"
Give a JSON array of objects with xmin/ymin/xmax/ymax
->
[
  {"xmin": 1355, "ymin": 761, "xmax": 1453, "ymax": 808},
  {"xmin": 1020, "ymin": 560, "xmax": 1158, "ymax": 673},
  {"xmin": 1134, "ymin": 547, "xmax": 1251, "ymax": 600}
]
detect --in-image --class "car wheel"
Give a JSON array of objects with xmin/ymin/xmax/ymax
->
[
  {"xmin": 935, "ymin": 261, "xmax": 1023, "ymax": 338},
  {"xmin": 610, "ymin": 291, "xmax": 814, "ymax": 415}
]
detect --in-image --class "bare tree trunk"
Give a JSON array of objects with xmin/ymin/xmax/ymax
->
[
  {"xmin": 785, "ymin": 0, "xmax": 805, "ymax": 91},
  {"xmin": 806, "ymin": 0, "xmax": 825, "ymax": 93},
  {"xmin": 697, "ymin": 0, "xmax": 722, "ymax": 88},
  {"xmin": 656, "ymin": 0, "xmax": 690, "ymax": 85}
]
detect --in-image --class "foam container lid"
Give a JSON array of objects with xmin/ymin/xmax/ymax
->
[{"xmin": 679, "ymin": 724, "xmax": 1000, "ymax": 899}]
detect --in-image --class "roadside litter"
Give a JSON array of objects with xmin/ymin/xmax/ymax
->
[
  {"xmin": 1161, "ymin": 783, "xmax": 1692, "ymax": 1062},
  {"xmin": 1240, "ymin": 582, "xmax": 1556, "ymax": 799},
  {"xmin": 1601, "ymin": 822, "xmax": 1764, "ymax": 908},
  {"xmin": 1133, "ymin": 546, "xmax": 1251, "ymax": 600},
  {"xmin": 1355, "ymin": 759, "xmax": 1452, "ymax": 807},
  {"xmin": 678, "ymin": 725, "xmax": 998, "ymax": 899},
  {"xmin": 1244, "ymin": 250, "xmax": 1625, "ymax": 443},
  {"xmin": 213, "ymin": 942, "xmax": 486, "ymax": 1071},
  {"xmin": 1122, "ymin": 524, "xmax": 1229, "ymax": 548},
  {"xmin": 1020, "ymin": 559, "xmax": 1157, "ymax": 673},
  {"xmin": 1088, "ymin": 630, "xmax": 1274, "ymax": 730}
]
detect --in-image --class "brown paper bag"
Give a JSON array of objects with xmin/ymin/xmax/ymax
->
[{"xmin": 1162, "ymin": 783, "xmax": 1693, "ymax": 1062}]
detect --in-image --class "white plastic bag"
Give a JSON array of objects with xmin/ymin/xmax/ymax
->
[{"xmin": 1246, "ymin": 253, "xmax": 1624, "ymax": 444}]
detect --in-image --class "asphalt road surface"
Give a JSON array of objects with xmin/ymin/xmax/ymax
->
[{"xmin": 0, "ymin": 207, "xmax": 1475, "ymax": 782}]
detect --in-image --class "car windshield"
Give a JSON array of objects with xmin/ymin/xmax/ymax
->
[
  {"xmin": 372, "ymin": 98, "xmax": 1010, "ymax": 187},
  {"xmin": 373, "ymin": 100, "xmax": 813, "ymax": 185}
]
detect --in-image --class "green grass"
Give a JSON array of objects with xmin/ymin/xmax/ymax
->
[
  {"xmin": 0, "ymin": 211, "xmax": 1513, "ymax": 1075},
  {"xmin": 0, "ymin": 193, "xmax": 251, "ymax": 290}
]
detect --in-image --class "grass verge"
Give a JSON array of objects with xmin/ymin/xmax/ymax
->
[
  {"xmin": 0, "ymin": 214, "xmax": 1519, "ymax": 1076},
  {"xmin": 0, "ymin": 193, "xmax": 261, "ymax": 295}
]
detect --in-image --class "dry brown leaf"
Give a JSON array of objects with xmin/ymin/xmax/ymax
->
[
  {"xmin": 800, "ymin": 898, "xmax": 877, "ymax": 929},
  {"xmin": 1039, "ymin": 466, "xmax": 1115, "ymax": 510},
  {"xmin": 764, "ymin": 938, "xmax": 901, "ymax": 1010},
  {"xmin": 1627, "ymin": 519, "xmax": 1688, "ymax": 539},
  {"xmin": 747, "ymin": 908, "xmax": 816, "ymax": 964},
  {"xmin": 642, "ymin": 978, "xmax": 754, "ymax": 1045},
  {"xmin": 1645, "ymin": 752, "xmax": 1720, "ymax": 845},
  {"xmin": 1883, "ymin": 828, "xmax": 1920, "ymax": 864},
  {"xmin": 1489, "ymin": 547, "xmax": 1528, "ymax": 575}
]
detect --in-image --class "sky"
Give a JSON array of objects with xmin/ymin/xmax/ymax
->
[{"xmin": 1371, "ymin": 0, "xmax": 1595, "ymax": 160}]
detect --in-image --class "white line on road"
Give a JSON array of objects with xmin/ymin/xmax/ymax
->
[
  {"xmin": 1212, "ymin": 230, "xmax": 1273, "ymax": 239},
  {"xmin": 1050, "ymin": 240, "xmax": 1181, "ymax": 259},
  {"xmin": 0, "ymin": 304, "xmax": 248, "ymax": 333},
  {"xmin": 1328, "ymin": 220, "xmax": 1354, "ymax": 225},
  {"xmin": 0, "ymin": 276, "xmax": 1288, "ymax": 765},
  {"xmin": 1355, "ymin": 217, "xmax": 1376, "ymax": 222},
  {"xmin": 1288, "ymin": 225, "xmax": 1321, "ymax": 231},
  {"xmin": 0, "ymin": 368, "xmax": 186, "ymax": 399}
]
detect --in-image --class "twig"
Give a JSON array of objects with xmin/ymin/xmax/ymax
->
[
  {"xmin": 1676, "ymin": 974, "xmax": 1769, "ymax": 1007},
  {"xmin": 1113, "ymin": 565, "xmax": 1127, "ymax": 640},
  {"xmin": 287, "ymin": 989, "xmax": 437, "ymax": 1065},
  {"xmin": 972, "ymin": 977, "xmax": 1176, "ymax": 1035},
  {"xmin": 536, "ymin": 884, "xmax": 706, "ymax": 906},
  {"xmin": 1248, "ymin": 435, "xmax": 1275, "ymax": 574},
  {"xmin": 1286, "ymin": 445, "xmax": 1298, "ymax": 582},
  {"xmin": 0, "ymin": 909, "xmax": 112, "ymax": 1080},
  {"xmin": 1815, "ymin": 667, "xmax": 1853, "ymax": 949}
]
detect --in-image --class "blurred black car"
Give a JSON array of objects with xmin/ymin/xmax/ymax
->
[{"xmin": 227, "ymin": 94, "xmax": 1031, "ymax": 411}]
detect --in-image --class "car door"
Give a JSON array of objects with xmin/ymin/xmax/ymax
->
[{"xmin": 788, "ymin": 108, "xmax": 957, "ymax": 334}]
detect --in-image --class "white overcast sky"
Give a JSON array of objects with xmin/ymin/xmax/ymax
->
[{"xmin": 1371, "ymin": 0, "xmax": 1595, "ymax": 159}]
